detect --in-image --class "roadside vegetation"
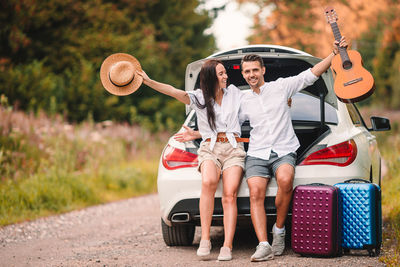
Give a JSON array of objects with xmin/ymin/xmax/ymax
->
[
  {"xmin": 360, "ymin": 108, "xmax": 400, "ymax": 266},
  {"xmin": 0, "ymin": 105, "xmax": 168, "ymax": 226},
  {"xmin": 377, "ymin": 129, "xmax": 400, "ymax": 266},
  {"xmin": 378, "ymin": 128, "xmax": 400, "ymax": 266}
]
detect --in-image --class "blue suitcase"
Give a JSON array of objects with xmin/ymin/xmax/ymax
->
[{"xmin": 334, "ymin": 179, "xmax": 382, "ymax": 257}]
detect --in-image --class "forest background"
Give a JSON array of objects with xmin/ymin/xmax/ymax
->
[
  {"xmin": 2, "ymin": 0, "xmax": 399, "ymax": 131},
  {"xmin": 1, "ymin": 0, "xmax": 399, "ymax": 265}
]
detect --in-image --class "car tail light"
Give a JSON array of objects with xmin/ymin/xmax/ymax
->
[
  {"xmin": 299, "ymin": 139, "xmax": 357, "ymax": 167},
  {"xmin": 162, "ymin": 145, "xmax": 198, "ymax": 170}
]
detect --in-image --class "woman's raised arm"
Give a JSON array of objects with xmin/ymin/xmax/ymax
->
[{"xmin": 137, "ymin": 70, "xmax": 190, "ymax": 105}]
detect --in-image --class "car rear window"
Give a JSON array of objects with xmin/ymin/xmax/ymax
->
[{"xmin": 291, "ymin": 93, "xmax": 338, "ymax": 124}]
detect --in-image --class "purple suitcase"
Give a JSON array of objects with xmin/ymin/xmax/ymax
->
[{"xmin": 291, "ymin": 184, "xmax": 341, "ymax": 257}]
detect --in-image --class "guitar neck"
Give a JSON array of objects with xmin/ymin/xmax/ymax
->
[
  {"xmin": 329, "ymin": 21, "xmax": 352, "ymax": 69},
  {"xmin": 330, "ymin": 22, "xmax": 342, "ymax": 42}
]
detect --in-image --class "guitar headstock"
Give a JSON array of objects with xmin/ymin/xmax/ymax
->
[{"xmin": 325, "ymin": 6, "xmax": 338, "ymax": 24}]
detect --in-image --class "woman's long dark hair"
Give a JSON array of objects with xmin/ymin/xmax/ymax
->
[{"xmin": 193, "ymin": 59, "xmax": 223, "ymax": 131}]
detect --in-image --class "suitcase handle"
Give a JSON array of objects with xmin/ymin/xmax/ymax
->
[{"xmin": 344, "ymin": 178, "xmax": 371, "ymax": 184}]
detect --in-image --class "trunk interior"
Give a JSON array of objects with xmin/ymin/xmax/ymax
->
[{"xmin": 188, "ymin": 116, "xmax": 331, "ymax": 164}]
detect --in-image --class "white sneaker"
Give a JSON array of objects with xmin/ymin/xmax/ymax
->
[
  {"xmin": 250, "ymin": 243, "xmax": 274, "ymax": 262},
  {"xmin": 271, "ymin": 223, "xmax": 286, "ymax": 256},
  {"xmin": 197, "ymin": 240, "xmax": 211, "ymax": 257},
  {"xmin": 217, "ymin": 246, "xmax": 232, "ymax": 261}
]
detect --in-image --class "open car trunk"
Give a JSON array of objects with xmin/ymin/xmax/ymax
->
[{"xmin": 185, "ymin": 54, "xmax": 338, "ymax": 164}]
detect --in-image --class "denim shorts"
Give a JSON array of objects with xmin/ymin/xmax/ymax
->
[{"xmin": 244, "ymin": 151, "xmax": 297, "ymax": 179}]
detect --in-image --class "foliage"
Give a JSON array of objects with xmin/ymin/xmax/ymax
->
[
  {"xmin": 360, "ymin": 108, "xmax": 400, "ymax": 266},
  {"xmin": 238, "ymin": 0, "xmax": 400, "ymax": 109},
  {"xmin": 0, "ymin": 107, "xmax": 166, "ymax": 225},
  {"xmin": 358, "ymin": 3, "xmax": 400, "ymax": 110},
  {"xmin": 246, "ymin": 0, "xmax": 323, "ymax": 53},
  {"xmin": 0, "ymin": 0, "xmax": 216, "ymax": 131},
  {"xmin": 376, "ymin": 129, "xmax": 400, "ymax": 266}
]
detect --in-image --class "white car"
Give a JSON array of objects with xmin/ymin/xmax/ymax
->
[{"xmin": 157, "ymin": 45, "xmax": 391, "ymax": 246}]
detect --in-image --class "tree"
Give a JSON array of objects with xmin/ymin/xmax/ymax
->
[
  {"xmin": 237, "ymin": 0, "xmax": 389, "ymax": 57},
  {"xmin": 0, "ymin": 0, "xmax": 216, "ymax": 130},
  {"xmin": 365, "ymin": 3, "xmax": 400, "ymax": 109},
  {"xmin": 238, "ymin": 0, "xmax": 400, "ymax": 108}
]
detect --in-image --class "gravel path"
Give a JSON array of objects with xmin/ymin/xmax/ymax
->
[{"xmin": 0, "ymin": 194, "xmax": 385, "ymax": 266}]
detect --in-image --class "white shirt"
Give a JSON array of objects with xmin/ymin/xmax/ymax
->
[
  {"xmin": 188, "ymin": 84, "xmax": 242, "ymax": 151},
  {"xmin": 239, "ymin": 68, "xmax": 318, "ymax": 160}
]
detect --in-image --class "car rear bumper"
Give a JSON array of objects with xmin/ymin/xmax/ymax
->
[{"xmin": 167, "ymin": 196, "xmax": 278, "ymax": 226}]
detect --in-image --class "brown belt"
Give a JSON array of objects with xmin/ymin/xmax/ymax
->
[{"xmin": 205, "ymin": 137, "xmax": 249, "ymax": 143}]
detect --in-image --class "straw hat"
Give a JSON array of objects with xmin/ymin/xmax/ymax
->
[{"xmin": 100, "ymin": 53, "xmax": 143, "ymax": 96}]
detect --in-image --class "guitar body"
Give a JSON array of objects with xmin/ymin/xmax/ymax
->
[
  {"xmin": 325, "ymin": 6, "xmax": 375, "ymax": 103},
  {"xmin": 331, "ymin": 50, "xmax": 375, "ymax": 103}
]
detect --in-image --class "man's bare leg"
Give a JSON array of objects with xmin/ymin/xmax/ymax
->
[
  {"xmin": 271, "ymin": 163, "xmax": 294, "ymax": 256},
  {"xmin": 274, "ymin": 164, "xmax": 295, "ymax": 228},
  {"xmin": 247, "ymin": 176, "xmax": 269, "ymax": 242}
]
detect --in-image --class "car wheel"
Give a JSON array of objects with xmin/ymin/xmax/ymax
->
[{"xmin": 161, "ymin": 218, "xmax": 195, "ymax": 246}]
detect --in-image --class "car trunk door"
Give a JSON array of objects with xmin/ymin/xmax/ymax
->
[{"xmin": 184, "ymin": 59, "xmax": 207, "ymax": 115}]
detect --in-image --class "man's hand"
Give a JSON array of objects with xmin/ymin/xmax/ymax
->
[
  {"xmin": 333, "ymin": 36, "xmax": 348, "ymax": 55},
  {"xmin": 311, "ymin": 36, "xmax": 349, "ymax": 77},
  {"xmin": 173, "ymin": 125, "xmax": 201, "ymax": 142}
]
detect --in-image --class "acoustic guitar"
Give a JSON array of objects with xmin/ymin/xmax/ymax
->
[{"xmin": 325, "ymin": 7, "xmax": 375, "ymax": 103}]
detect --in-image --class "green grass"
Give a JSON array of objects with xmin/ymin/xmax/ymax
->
[
  {"xmin": 376, "ymin": 128, "xmax": 400, "ymax": 266},
  {"xmin": 0, "ymin": 107, "xmax": 166, "ymax": 226},
  {"xmin": 0, "ymin": 159, "xmax": 159, "ymax": 225},
  {"xmin": 358, "ymin": 108, "xmax": 400, "ymax": 265}
]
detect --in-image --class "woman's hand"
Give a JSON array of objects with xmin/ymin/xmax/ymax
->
[
  {"xmin": 287, "ymin": 97, "xmax": 292, "ymax": 107},
  {"xmin": 174, "ymin": 125, "xmax": 201, "ymax": 142},
  {"xmin": 135, "ymin": 70, "xmax": 190, "ymax": 104},
  {"xmin": 136, "ymin": 70, "xmax": 151, "ymax": 84}
]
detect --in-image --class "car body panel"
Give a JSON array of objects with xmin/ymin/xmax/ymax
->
[{"xmin": 208, "ymin": 44, "xmax": 313, "ymax": 58}]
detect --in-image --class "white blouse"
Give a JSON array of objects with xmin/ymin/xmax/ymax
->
[{"xmin": 188, "ymin": 84, "xmax": 242, "ymax": 151}]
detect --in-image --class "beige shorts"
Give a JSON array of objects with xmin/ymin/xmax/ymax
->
[{"xmin": 197, "ymin": 141, "xmax": 246, "ymax": 172}]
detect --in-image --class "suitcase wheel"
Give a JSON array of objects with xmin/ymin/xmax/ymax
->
[
  {"xmin": 368, "ymin": 249, "xmax": 375, "ymax": 257},
  {"xmin": 375, "ymin": 246, "xmax": 381, "ymax": 256}
]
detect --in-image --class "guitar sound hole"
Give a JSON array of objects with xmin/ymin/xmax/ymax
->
[{"xmin": 342, "ymin": 60, "xmax": 353, "ymax": 70}]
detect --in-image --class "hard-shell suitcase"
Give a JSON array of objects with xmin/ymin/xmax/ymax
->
[
  {"xmin": 334, "ymin": 179, "xmax": 382, "ymax": 257},
  {"xmin": 291, "ymin": 184, "xmax": 341, "ymax": 257}
]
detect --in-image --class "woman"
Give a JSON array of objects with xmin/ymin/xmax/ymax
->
[{"xmin": 137, "ymin": 59, "xmax": 246, "ymax": 261}]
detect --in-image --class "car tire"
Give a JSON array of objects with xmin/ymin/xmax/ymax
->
[{"xmin": 161, "ymin": 218, "xmax": 195, "ymax": 246}]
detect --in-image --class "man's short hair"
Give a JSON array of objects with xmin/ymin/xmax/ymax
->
[{"xmin": 241, "ymin": 54, "xmax": 264, "ymax": 68}]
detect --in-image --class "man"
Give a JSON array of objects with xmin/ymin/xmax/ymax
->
[{"xmin": 240, "ymin": 37, "xmax": 347, "ymax": 262}]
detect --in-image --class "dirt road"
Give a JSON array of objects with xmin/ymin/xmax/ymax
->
[{"xmin": 0, "ymin": 194, "xmax": 384, "ymax": 266}]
